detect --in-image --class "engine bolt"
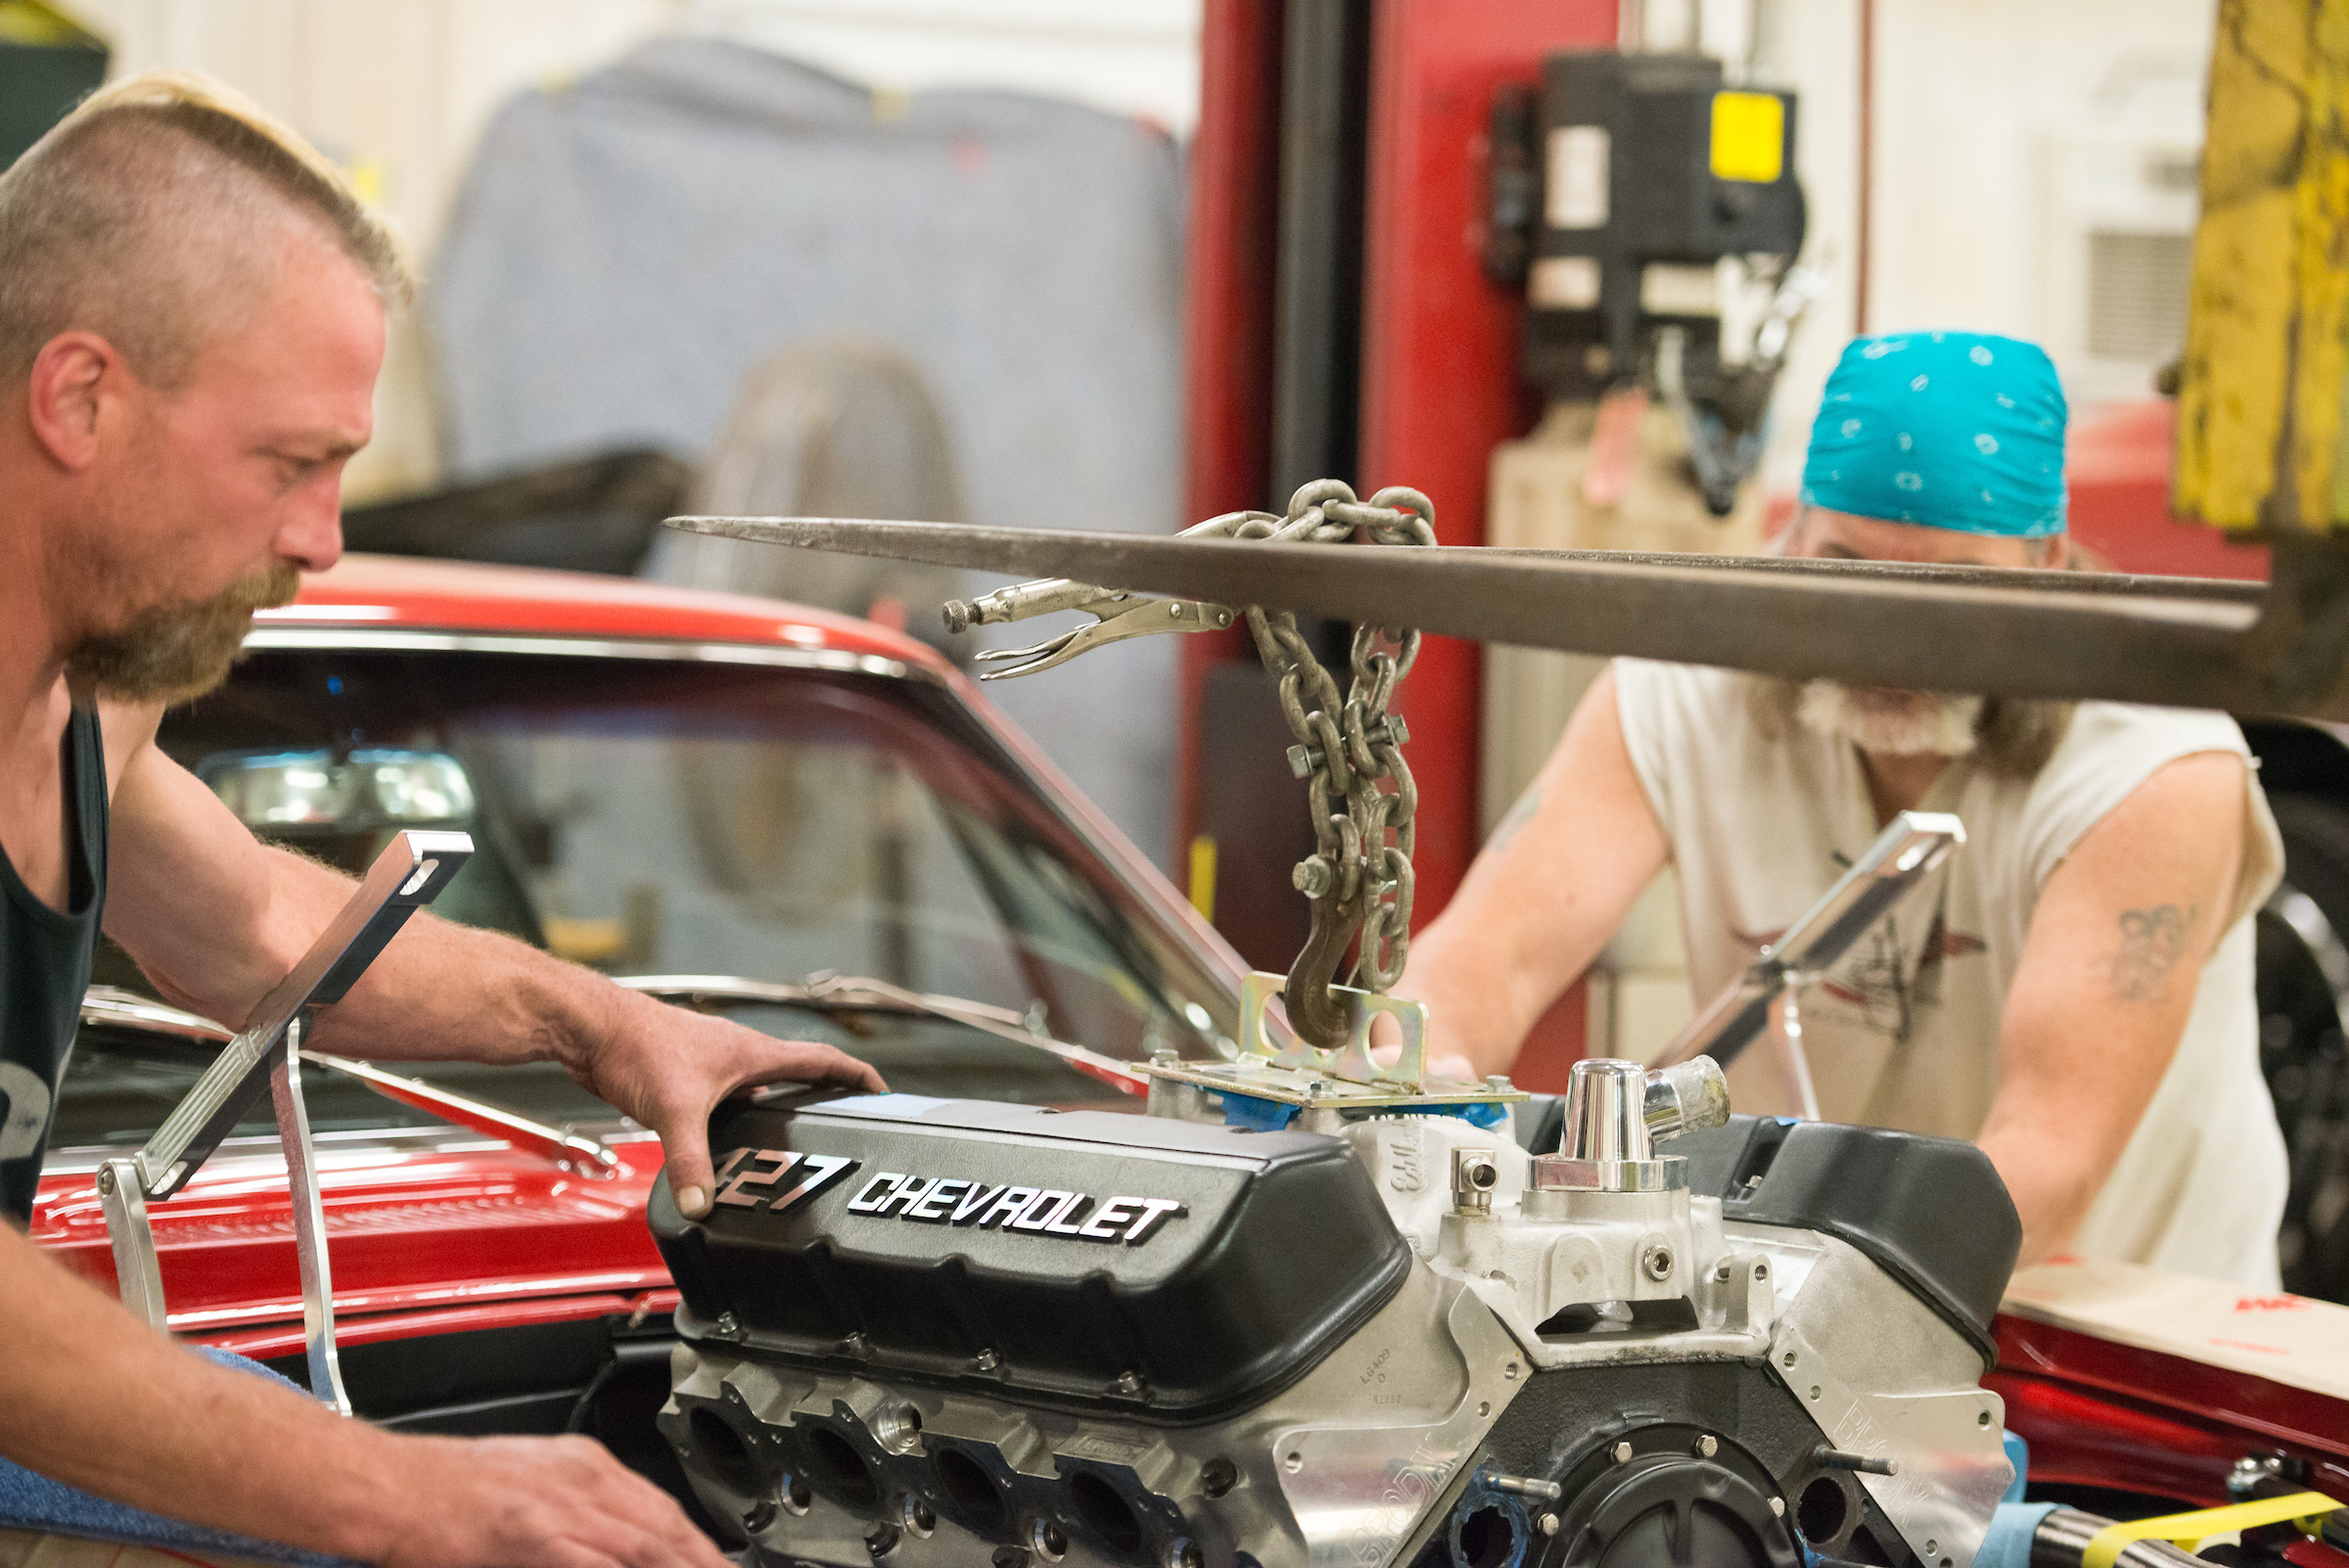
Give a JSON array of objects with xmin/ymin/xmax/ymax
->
[
  {"xmin": 1611, "ymin": 1441, "xmax": 1634, "ymax": 1464},
  {"xmin": 1293, "ymin": 855, "xmax": 1335, "ymax": 897},
  {"xmin": 743, "ymin": 1498, "xmax": 778, "ymax": 1532},
  {"xmin": 975, "ymin": 1348, "xmax": 1001, "ymax": 1372},
  {"xmin": 1695, "ymin": 1434, "xmax": 1719, "ymax": 1458},
  {"xmin": 1642, "ymin": 1245, "xmax": 1674, "ymax": 1280},
  {"xmin": 865, "ymin": 1522, "xmax": 900, "ymax": 1558},
  {"xmin": 1770, "ymin": 1498, "xmax": 1786, "ymax": 1518},
  {"xmin": 714, "ymin": 1312, "xmax": 741, "ymax": 1337},
  {"xmin": 1114, "ymin": 1369, "xmax": 1144, "ymax": 1395},
  {"xmin": 1201, "ymin": 1457, "xmax": 1238, "ymax": 1499},
  {"xmin": 1540, "ymin": 1513, "xmax": 1561, "ymax": 1537},
  {"xmin": 991, "ymin": 1551, "xmax": 1031, "ymax": 1568}
]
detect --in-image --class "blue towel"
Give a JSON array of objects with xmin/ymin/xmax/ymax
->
[{"xmin": 0, "ymin": 1348, "xmax": 364, "ymax": 1567}]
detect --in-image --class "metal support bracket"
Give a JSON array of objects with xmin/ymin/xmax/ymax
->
[
  {"xmin": 1138, "ymin": 970, "xmax": 1524, "ymax": 1115},
  {"xmin": 99, "ymin": 830, "xmax": 471, "ymax": 1408},
  {"xmin": 1247, "ymin": 969, "xmax": 1427, "ymax": 1086}
]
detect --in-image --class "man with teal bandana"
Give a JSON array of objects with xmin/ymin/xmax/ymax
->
[{"xmin": 1403, "ymin": 331, "xmax": 2289, "ymax": 1286}]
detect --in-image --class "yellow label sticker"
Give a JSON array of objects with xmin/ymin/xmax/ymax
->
[{"xmin": 1710, "ymin": 91, "xmax": 1784, "ymax": 184}]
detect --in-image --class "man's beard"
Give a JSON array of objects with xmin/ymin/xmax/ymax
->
[
  {"xmin": 64, "ymin": 562, "xmax": 300, "ymax": 705},
  {"xmin": 1794, "ymin": 679, "xmax": 1984, "ymax": 759}
]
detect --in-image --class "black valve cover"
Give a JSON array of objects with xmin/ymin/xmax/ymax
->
[{"xmin": 649, "ymin": 1092, "xmax": 1411, "ymax": 1423}]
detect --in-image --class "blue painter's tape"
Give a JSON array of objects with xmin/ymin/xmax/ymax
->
[
  {"xmin": 1222, "ymin": 1093, "xmax": 1299, "ymax": 1131},
  {"xmin": 2002, "ymin": 1430, "xmax": 2029, "ymax": 1503},
  {"xmin": 1978, "ymin": 1502, "xmax": 2058, "ymax": 1568}
]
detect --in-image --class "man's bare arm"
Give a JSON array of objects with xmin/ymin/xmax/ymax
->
[
  {"xmin": 1396, "ymin": 669, "xmax": 1669, "ymax": 1076},
  {"xmin": 1976, "ymin": 751, "xmax": 2249, "ymax": 1265},
  {"xmin": 0, "ymin": 1222, "xmax": 726, "ymax": 1568},
  {"xmin": 95, "ymin": 702, "xmax": 881, "ymax": 1215}
]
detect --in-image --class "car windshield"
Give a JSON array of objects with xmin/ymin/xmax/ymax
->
[{"xmin": 60, "ymin": 641, "xmax": 1238, "ymax": 1151}]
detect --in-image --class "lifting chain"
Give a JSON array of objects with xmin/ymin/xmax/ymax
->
[{"xmin": 1186, "ymin": 481, "xmax": 1436, "ymax": 1050}]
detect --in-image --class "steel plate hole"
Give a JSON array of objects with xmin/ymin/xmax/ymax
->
[
  {"xmin": 1796, "ymin": 1477, "xmax": 1848, "ymax": 1545},
  {"xmin": 936, "ymin": 1449, "xmax": 1009, "ymax": 1535},
  {"xmin": 689, "ymin": 1407, "xmax": 760, "ymax": 1495},
  {"xmin": 1070, "ymin": 1472, "xmax": 1143, "ymax": 1556},
  {"xmin": 1284, "ymin": 1451, "xmax": 1304, "ymax": 1474},
  {"xmin": 807, "ymin": 1426, "xmax": 880, "ymax": 1508},
  {"xmin": 1457, "ymin": 1505, "xmax": 1519, "ymax": 1568}
]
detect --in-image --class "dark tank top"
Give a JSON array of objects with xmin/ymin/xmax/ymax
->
[{"xmin": 0, "ymin": 709, "xmax": 108, "ymax": 1225}]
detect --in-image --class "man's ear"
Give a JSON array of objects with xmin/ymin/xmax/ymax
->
[{"xmin": 23, "ymin": 331, "xmax": 125, "ymax": 472}]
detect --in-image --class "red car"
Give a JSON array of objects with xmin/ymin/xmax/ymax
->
[{"xmin": 33, "ymin": 553, "xmax": 1251, "ymax": 1530}]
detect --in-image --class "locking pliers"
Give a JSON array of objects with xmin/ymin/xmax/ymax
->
[{"xmin": 943, "ymin": 577, "xmax": 1236, "ymax": 679}]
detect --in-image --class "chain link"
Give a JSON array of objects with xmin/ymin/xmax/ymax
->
[{"xmin": 1183, "ymin": 480, "xmax": 1436, "ymax": 1051}]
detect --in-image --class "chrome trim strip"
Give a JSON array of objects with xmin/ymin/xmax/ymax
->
[
  {"xmin": 242, "ymin": 626, "xmax": 914, "ymax": 681},
  {"xmin": 42, "ymin": 1123, "xmax": 657, "ymax": 1179}
]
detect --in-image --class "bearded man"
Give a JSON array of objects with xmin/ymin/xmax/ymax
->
[
  {"xmin": 1401, "ymin": 331, "xmax": 2288, "ymax": 1287},
  {"xmin": 0, "ymin": 72, "xmax": 887, "ymax": 1568}
]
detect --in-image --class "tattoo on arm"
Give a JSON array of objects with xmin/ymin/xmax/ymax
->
[
  {"xmin": 2107, "ymin": 903, "xmax": 2195, "ymax": 1002},
  {"xmin": 1487, "ymin": 784, "xmax": 1542, "ymax": 854}
]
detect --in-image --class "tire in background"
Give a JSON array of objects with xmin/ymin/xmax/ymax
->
[{"xmin": 2254, "ymin": 793, "xmax": 2349, "ymax": 1302}]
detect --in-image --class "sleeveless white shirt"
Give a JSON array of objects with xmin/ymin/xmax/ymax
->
[{"xmin": 1612, "ymin": 658, "xmax": 2288, "ymax": 1288}]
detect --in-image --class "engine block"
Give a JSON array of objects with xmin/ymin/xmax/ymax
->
[{"xmin": 653, "ymin": 1070, "xmax": 2019, "ymax": 1568}]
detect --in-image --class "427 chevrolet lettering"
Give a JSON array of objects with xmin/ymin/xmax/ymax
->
[{"xmin": 709, "ymin": 1146, "xmax": 1186, "ymax": 1245}]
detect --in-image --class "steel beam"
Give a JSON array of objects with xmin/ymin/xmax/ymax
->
[{"xmin": 664, "ymin": 515, "xmax": 2349, "ymax": 719}]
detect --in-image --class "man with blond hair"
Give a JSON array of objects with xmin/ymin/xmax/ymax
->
[{"xmin": 0, "ymin": 72, "xmax": 883, "ymax": 1566}]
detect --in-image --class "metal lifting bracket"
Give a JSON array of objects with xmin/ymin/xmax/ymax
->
[{"xmin": 97, "ymin": 829, "xmax": 473, "ymax": 1413}]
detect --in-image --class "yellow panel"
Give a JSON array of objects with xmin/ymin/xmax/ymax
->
[
  {"xmin": 2175, "ymin": 0, "xmax": 2349, "ymax": 530},
  {"xmin": 1709, "ymin": 92, "xmax": 1784, "ymax": 185},
  {"xmin": 1187, "ymin": 834, "xmax": 1218, "ymax": 923}
]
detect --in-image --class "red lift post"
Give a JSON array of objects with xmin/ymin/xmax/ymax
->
[{"xmin": 1180, "ymin": 0, "xmax": 1618, "ymax": 1088}]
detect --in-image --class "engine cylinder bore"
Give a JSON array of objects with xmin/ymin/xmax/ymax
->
[
  {"xmin": 804, "ymin": 1424, "xmax": 882, "ymax": 1509},
  {"xmin": 935, "ymin": 1447, "xmax": 1014, "ymax": 1537},
  {"xmin": 687, "ymin": 1407, "xmax": 762, "ymax": 1496},
  {"xmin": 1796, "ymin": 1474, "xmax": 1851, "ymax": 1547},
  {"xmin": 1069, "ymin": 1470, "xmax": 1146, "ymax": 1557},
  {"xmin": 1451, "ymin": 1499, "xmax": 1526, "ymax": 1568}
]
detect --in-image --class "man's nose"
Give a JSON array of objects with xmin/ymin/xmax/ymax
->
[{"xmin": 274, "ymin": 486, "xmax": 344, "ymax": 573}]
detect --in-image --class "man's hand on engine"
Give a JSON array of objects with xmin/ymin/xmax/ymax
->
[
  {"xmin": 575, "ymin": 990, "xmax": 885, "ymax": 1220},
  {"xmin": 369, "ymin": 1432, "xmax": 732, "ymax": 1568}
]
